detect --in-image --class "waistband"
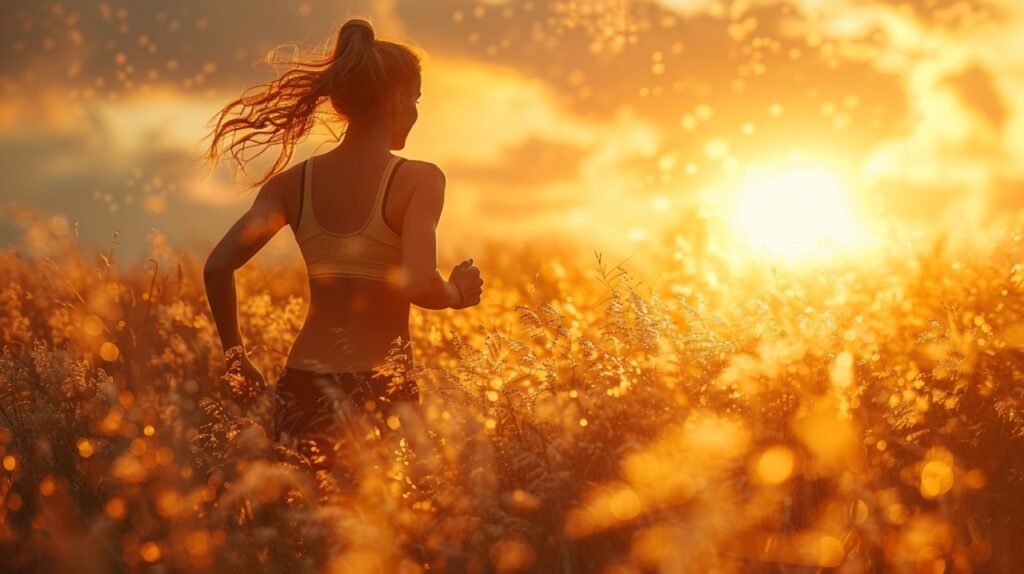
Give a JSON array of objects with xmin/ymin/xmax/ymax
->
[
  {"xmin": 279, "ymin": 366, "xmax": 392, "ymax": 379},
  {"xmin": 276, "ymin": 365, "xmax": 419, "ymax": 403}
]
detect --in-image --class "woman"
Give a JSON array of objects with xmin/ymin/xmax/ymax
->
[{"xmin": 201, "ymin": 18, "xmax": 483, "ymax": 471}]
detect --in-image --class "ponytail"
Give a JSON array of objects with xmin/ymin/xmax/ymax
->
[{"xmin": 202, "ymin": 18, "xmax": 422, "ymax": 187}]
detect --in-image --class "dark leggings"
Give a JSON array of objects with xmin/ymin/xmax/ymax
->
[{"xmin": 272, "ymin": 366, "xmax": 420, "ymax": 472}]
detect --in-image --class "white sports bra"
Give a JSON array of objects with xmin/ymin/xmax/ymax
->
[{"xmin": 293, "ymin": 154, "xmax": 406, "ymax": 286}]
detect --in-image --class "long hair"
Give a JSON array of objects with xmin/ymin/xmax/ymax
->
[{"xmin": 202, "ymin": 18, "xmax": 422, "ymax": 187}]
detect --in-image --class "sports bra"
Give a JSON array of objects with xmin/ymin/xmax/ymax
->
[{"xmin": 293, "ymin": 154, "xmax": 406, "ymax": 285}]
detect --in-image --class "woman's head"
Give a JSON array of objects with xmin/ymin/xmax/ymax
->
[
  {"xmin": 329, "ymin": 20, "xmax": 421, "ymax": 147},
  {"xmin": 204, "ymin": 18, "xmax": 422, "ymax": 186}
]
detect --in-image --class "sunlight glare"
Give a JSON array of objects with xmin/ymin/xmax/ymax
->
[{"xmin": 727, "ymin": 164, "xmax": 870, "ymax": 262}]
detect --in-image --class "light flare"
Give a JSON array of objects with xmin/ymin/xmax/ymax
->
[{"xmin": 725, "ymin": 163, "xmax": 872, "ymax": 262}]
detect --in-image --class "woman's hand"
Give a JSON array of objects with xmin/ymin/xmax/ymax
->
[
  {"xmin": 239, "ymin": 354, "xmax": 268, "ymax": 394},
  {"xmin": 449, "ymin": 258, "xmax": 484, "ymax": 309},
  {"xmin": 224, "ymin": 346, "xmax": 268, "ymax": 402}
]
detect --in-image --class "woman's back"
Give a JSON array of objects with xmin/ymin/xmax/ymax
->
[{"xmin": 284, "ymin": 149, "xmax": 421, "ymax": 374}]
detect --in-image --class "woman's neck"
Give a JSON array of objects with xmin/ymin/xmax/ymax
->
[{"xmin": 333, "ymin": 119, "xmax": 392, "ymax": 158}]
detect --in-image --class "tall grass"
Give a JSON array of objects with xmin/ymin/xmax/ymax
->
[{"xmin": 1, "ymin": 205, "xmax": 1023, "ymax": 572}]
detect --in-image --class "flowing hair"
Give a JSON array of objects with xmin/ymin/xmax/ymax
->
[{"xmin": 202, "ymin": 18, "xmax": 422, "ymax": 187}]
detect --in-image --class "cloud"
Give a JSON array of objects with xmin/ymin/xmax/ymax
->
[
  {"xmin": 940, "ymin": 63, "xmax": 1009, "ymax": 130},
  {"xmin": 3, "ymin": 0, "xmax": 1024, "ymax": 261},
  {"xmin": 447, "ymin": 136, "xmax": 590, "ymax": 186},
  {"xmin": 0, "ymin": 48, "xmax": 671, "ymax": 260},
  {"xmin": 405, "ymin": 56, "xmax": 673, "ymax": 251},
  {"xmin": 721, "ymin": 0, "xmax": 1024, "ymax": 229},
  {"xmin": 0, "ymin": 85, "xmax": 246, "ymax": 254}
]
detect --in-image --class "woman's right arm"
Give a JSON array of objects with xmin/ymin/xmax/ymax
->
[
  {"xmin": 202, "ymin": 175, "xmax": 288, "ymax": 382},
  {"xmin": 401, "ymin": 163, "xmax": 471, "ymax": 310}
]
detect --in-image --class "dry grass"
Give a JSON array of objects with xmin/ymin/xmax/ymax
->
[{"xmin": 1, "ymin": 205, "xmax": 1023, "ymax": 573}]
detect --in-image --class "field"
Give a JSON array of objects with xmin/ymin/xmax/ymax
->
[{"xmin": 1, "ymin": 206, "xmax": 1023, "ymax": 573}]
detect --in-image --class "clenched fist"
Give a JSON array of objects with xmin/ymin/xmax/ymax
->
[{"xmin": 449, "ymin": 258, "xmax": 484, "ymax": 309}]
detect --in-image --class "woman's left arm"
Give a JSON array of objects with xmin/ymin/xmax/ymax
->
[{"xmin": 203, "ymin": 178, "xmax": 288, "ymax": 367}]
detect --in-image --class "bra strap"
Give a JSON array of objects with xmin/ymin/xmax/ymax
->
[
  {"xmin": 295, "ymin": 158, "xmax": 313, "ymax": 240},
  {"xmin": 296, "ymin": 160, "xmax": 307, "ymax": 228},
  {"xmin": 380, "ymin": 158, "xmax": 406, "ymax": 232},
  {"xmin": 371, "ymin": 156, "xmax": 401, "ymax": 212}
]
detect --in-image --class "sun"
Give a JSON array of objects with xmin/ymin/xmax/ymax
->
[{"xmin": 726, "ymin": 164, "xmax": 871, "ymax": 262}]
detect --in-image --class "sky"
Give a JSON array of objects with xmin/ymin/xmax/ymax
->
[{"xmin": 1, "ymin": 0, "xmax": 1022, "ymax": 265}]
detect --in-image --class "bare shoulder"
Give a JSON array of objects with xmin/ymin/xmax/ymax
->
[
  {"xmin": 251, "ymin": 163, "xmax": 305, "ymax": 232},
  {"xmin": 259, "ymin": 161, "xmax": 305, "ymax": 199},
  {"xmin": 399, "ymin": 159, "xmax": 446, "ymax": 188},
  {"xmin": 396, "ymin": 160, "xmax": 446, "ymax": 223}
]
